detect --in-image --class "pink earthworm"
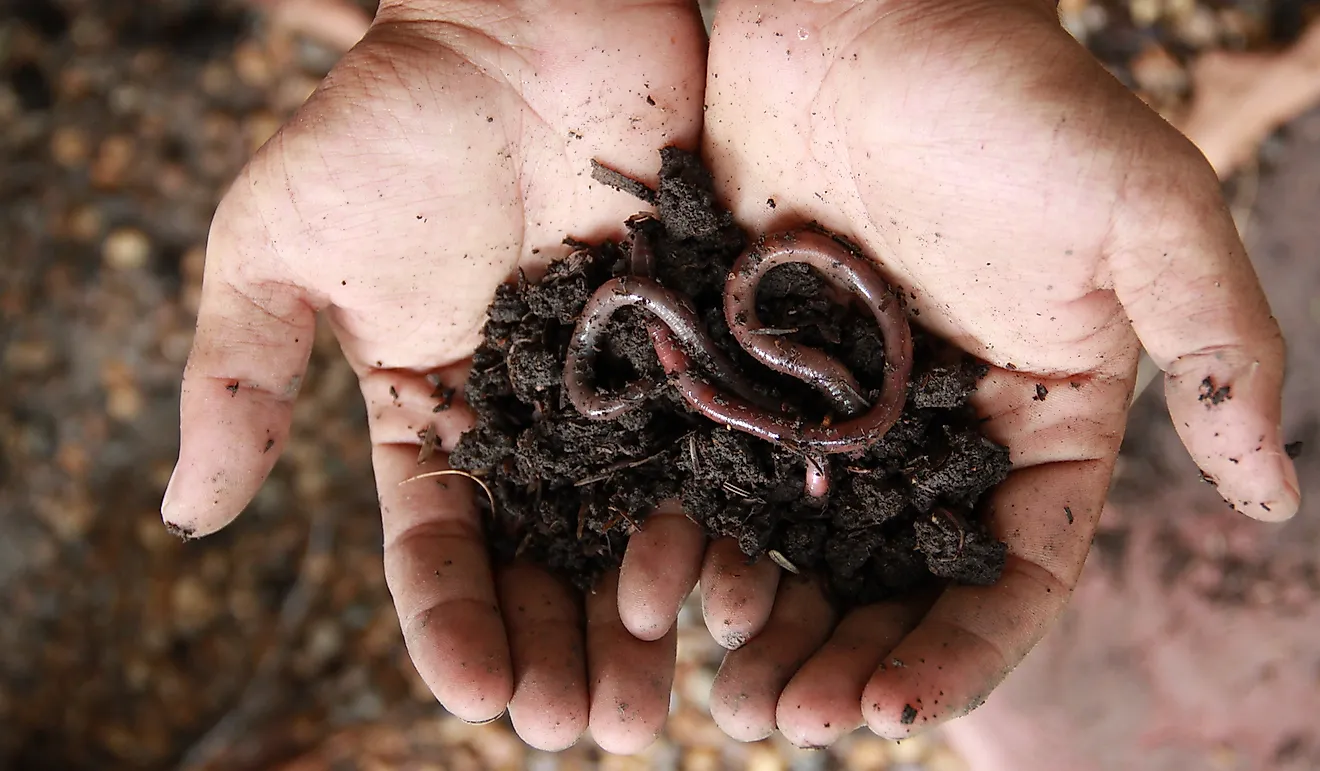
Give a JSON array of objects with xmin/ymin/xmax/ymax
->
[
  {"xmin": 715, "ymin": 229, "xmax": 914, "ymax": 453},
  {"xmin": 563, "ymin": 227, "xmax": 912, "ymax": 487},
  {"xmin": 563, "ymin": 275, "xmax": 761, "ymax": 419}
]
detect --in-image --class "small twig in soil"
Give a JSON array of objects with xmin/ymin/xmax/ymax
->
[
  {"xmin": 767, "ymin": 549, "xmax": 800, "ymax": 574},
  {"xmin": 573, "ymin": 449, "xmax": 668, "ymax": 486},
  {"xmin": 416, "ymin": 423, "xmax": 440, "ymax": 464},
  {"xmin": 599, "ymin": 507, "xmax": 640, "ymax": 535},
  {"xmin": 932, "ymin": 508, "xmax": 967, "ymax": 563},
  {"xmin": 721, "ymin": 481, "xmax": 754, "ymax": 499},
  {"xmin": 590, "ymin": 159, "xmax": 658, "ymax": 204},
  {"xmin": 400, "ymin": 469, "xmax": 497, "ymax": 517}
]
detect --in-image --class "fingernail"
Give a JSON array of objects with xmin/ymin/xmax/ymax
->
[
  {"xmin": 1281, "ymin": 452, "xmax": 1301, "ymax": 501},
  {"xmin": 461, "ymin": 710, "xmax": 506, "ymax": 725},
  {"xmin": 160, "ymin": 463, "xmax": 180, "ymax": 520},
  {"xmin": 160, "ymin": 464, "xmax": 196, "ymax": 540}
]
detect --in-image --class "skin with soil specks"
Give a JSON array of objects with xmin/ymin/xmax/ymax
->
[{"xmin": 450, "ymin": 148, "xmax": 1009, "ymax": 608}]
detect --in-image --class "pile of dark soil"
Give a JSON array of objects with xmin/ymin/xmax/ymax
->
[{"xmin": 450, "ymin": 148, "xmax": 1010, "ymax": 608}]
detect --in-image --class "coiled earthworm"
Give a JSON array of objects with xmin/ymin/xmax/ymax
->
[
  {"xmin": 563, "ymin": 227, "xmax": 912, "ymax": 458},
  {"xmin": 717, "ymin": 229, "xmax": 914, "ymax": 453},
  {"xmin": 563, "ymin": 275, "xmax": 762, "ymax": 419}
]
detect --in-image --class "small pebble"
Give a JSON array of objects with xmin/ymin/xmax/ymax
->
[
  {"xmin": 50, "ymin": 125, "xmax": 90, "ymax": 167},
  {"xmin": 102, "ymin": 227, "xmax": 151, "ymax": 271}
]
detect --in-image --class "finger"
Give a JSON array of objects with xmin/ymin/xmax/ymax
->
[
  {"xmin": 374, "ymin": 369, "xmax": 512, "ymax": 723},
  {"xmin": 776, "ymin": 599, "xmax": 930, "ymax": 748},
  {"xmin": 587, "ymin": 570, "xmax": 677, "ymax": 755},
  {"xmin": 618, "ymin": 499, "xmax": 705, "ymax": 641},
  {"xmin": 1107, "ymin": 160, "xmax": 1299, "ymax": 520},
  {"xmin": 499, "ymin": 563, "xmax": 589, "ymax": 751},
  {"xmin": 161, "ymin": 194, "xmax": 317, "ymax": 537},
  {"xmin": 709, "ymin": 574, "xmax": 836, "ymax": 743},
  {"xmin": 700, "ymin": 538, "xmax": 781, "ymax": 649},
  {"xmin": 861, "ymin": 371, "xmax": 1125, "ymax": 738}
]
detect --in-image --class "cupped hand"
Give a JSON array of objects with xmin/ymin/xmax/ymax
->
[
  {"xmin": 160, "ymin": 0, "xmax": 706, "ymax": 752},
  {"xmin": 615, "ymin": 0, "xmax": 1301, "ymax": 746}
]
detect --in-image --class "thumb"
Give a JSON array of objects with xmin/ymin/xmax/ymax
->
[
  {"xmin": 1108, "ymin": 148, "xmax": 1299, "ymax": 521},
  {"xmin": 161, "ymin": 188, "xmax": 317, "ymax": 538}
]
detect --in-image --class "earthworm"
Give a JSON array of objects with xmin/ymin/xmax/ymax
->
[
  {"xmin": 627, "ymin": 224, "xmax": 768, "ymax": 410},
  {"xmin": 564, "ymin": 226, "xmax": 912, "ymax": 458},
  {"xmin": 563, "ymin": 275, "xmax": 761, "ymax": 419},
  {"xmin": 717, "ymin": 229, "xmax": 914, "ymax": 453}
]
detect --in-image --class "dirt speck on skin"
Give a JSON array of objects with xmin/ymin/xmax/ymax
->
[
  {"xmin": 164, "ymin": 521, "xmax": 195, "ymax": 541},
  {"xmin": 450, "ymin": 148, "xmax": 1010, "ymax": 609},
  {"xmin": 1198, "ymin": 376, "xmax": 1232, "ymax": 406},
  {"xmin": 900, "ymin": 704, "xmax": 919, "ymax": 725}
]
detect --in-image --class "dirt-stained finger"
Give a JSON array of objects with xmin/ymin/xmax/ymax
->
[
  {"xmin": 777, "ymin": 598, "xmax": 931, "ymax": 748},
  {"xmin": 700, "ymin": 538, "xmax": 781, "ymax": 649},
  {"xmin": 618, "ymin": 499, "xmax": 705, "ymax": 641},
  {"xmin": 587, "ymin": 570, "xmax": 677, "ymax": 755},
  {"xmin": 709, "ymin": 574, "xmax": 836, "ymax": 742},
  {"xmin": 498, "ymin": 563, "xmax": 589, "ymax": 751}
]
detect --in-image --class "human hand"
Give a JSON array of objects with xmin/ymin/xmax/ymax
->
[
  {"xmin": 615, "ymin": 0, "xmax": 1301, "ymax": 746},
  {"xmin": 160, "ymin": 0, "xmax": 707, "ymax": 752}
]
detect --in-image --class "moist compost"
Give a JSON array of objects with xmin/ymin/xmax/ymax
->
[{"xmin": 450, "ymin": 148, "xmax": 1010, "ymax": 608}]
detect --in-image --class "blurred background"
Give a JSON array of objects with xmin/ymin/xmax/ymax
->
[{"xmin": 1, "ymin": 1, "xmax": 1318, "ymax": 769}]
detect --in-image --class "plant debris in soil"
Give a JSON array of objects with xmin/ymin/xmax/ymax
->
[{"xmin": 449, "ymin": 148, "xmax": 1011, "ymax": 608}]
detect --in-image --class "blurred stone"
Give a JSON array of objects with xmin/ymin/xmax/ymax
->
[
  {"xmin": 91, "ymin": 134, "xmax": 136, "ymax": 188},
  {"xmin": 1129, "ymin": 0, "xmax": 1161, "ymax": 27},
  {"xmin": 171, "ymin": 575, "xmax": 219, "ymax": 631},
  {"xmin": 137, "ymin": 512, "xmax": 176, "ymax": 554},
  {"xmin": 102, "ymin": 358, "xmax": 143, "ymax": 421},
  {"xmin": 1131, "ymin": 43, "xmax": 1188, "ymax": 99},
  {"xmin": 4, "ymin": 339, "xmax": 56, "ymax": 374},
  {"xmin": 0, "ymin": 86, "xmax": 18, "ymax": 124},
  {"xmin": 109, "ymin": 83, "xmax": 144, "ymax": 115},
  {"xmin": 600, "ymin": 749, "xmax": 651, "ymax": 771},
  {"xmin": 161, "ymin": 328, "xmax": 194, "ymax": 364},
  {"xmin": 106, "ymin": 384, "xmax": 144, "ymax": 421},
  {"xmin": 923, "ymin": 744, "xmax": 969, "ymax": 771},
  {"xmin": 229, "ymin": 585, "xmax": 263, "ymax": 624},
  {"xmin": 57, "ymin": 66, "xmax": 93, "ymax": 100},
  {"xmin": 68, "ymin": 13, "xmax": 110, "ymax": 49},
  {"xmin": 275, "ymin": 73, "xmax": 321, "ymax": 112},
  {"xmin": 747, "ymin": 743, "xmax": 788, "ymax": 771},
  {"xmin": 200, "ymin": 61, "xmax": 236, "ymax": 96},
  {"xmin": 844, "ymin": 736, "xmax": 892, "ymax": 771},
  {"xmin": 200, "ymin": 550, "xmax": 230, "ymax": 582},
  {"xmin": 67, "ymin": 204, "xmax": 104, "ymax": 242},
  {"xmin": 677, "ymin": 664, "xmax": 715, "ymax": 708},
  {"xmin": 682, "ymin": 747, "xmax": 721, "ymax": 771},
  {"xmin": 103, "ymin": 227, "xmax": 151, "ymax": 271},
  {"xmin": 55, "ymin": 441, "xmax": 89, "ymax": 478},
  {"xmin": 301, "ymin": 619, "xmax": 345, "ymax": 670},
  {"xmin": 888, "ymin": 735, "xmax": 931, "ymax": 763},
  {"xmin": 247, "ymin": 110, "xmax": 283, "ymax": 152},
  {"xmin": 235, "ymin": 40, "xmax": 275, "ymax": 88},
  {"xmin": 36, "ymin": 493, "xmax": 94, "ymax": 541},
  {"xmin": 668, "ymin": 707, "xmax": 727, "ymax": 748},
  {"xmin": 1174, "ymin": 5, "xmax": 1221, "ymax": 48},
  {"xmin": 50, "ymin": 126, "xmax": 91, "ymax": 167}
]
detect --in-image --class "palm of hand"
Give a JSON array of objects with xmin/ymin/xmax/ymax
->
[
  {"xmin": 164, "ymin": 2, "xmax": 707, "ymax": 753},
  {"xmin": 681, "ymin": 0, "xmax": 1298, "ymax": 745}
]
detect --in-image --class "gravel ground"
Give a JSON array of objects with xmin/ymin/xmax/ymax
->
[{"xmin": 1, "ymin": 1, "xmax": 1316, "ymax": 769}]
